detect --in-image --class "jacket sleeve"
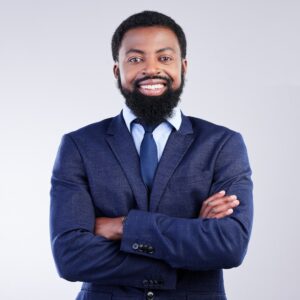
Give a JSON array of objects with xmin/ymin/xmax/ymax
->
[
  {"xmin": 50, "ymin": 134, "xmax": 177, "ymax": 289},
  {"xmin": 120, "ymin": 132, "xmax": 253, "ymax": 271}
]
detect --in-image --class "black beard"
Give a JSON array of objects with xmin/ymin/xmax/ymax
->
[{"xmin": 117, "ymin": 73, "xmax": 185, "ymax": 126}]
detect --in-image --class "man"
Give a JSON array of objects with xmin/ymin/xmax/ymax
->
[{"xmin": 50, "ymin": 11, "xmax": 253, "ymax": 300}]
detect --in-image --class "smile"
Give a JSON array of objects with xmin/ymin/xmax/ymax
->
[
  {"xmin": 137, "ymin": 80, "xmax": 168, "ymax": 96},
  {"xmin": 140, "ymin": 84, "xmax": 165, "ymax": 90}
]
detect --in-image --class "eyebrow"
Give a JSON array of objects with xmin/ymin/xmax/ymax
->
[
  {"xmin": 125, "ymin": 47, "xmax": 176, "ymax": 55},
  {"xmin": 156, "ymin": 47, "xmax": 176, "ymax": 53}
]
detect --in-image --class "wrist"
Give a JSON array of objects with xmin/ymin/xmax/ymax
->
[
  {"xmin": 121, "ymin": 216, "xmax": 127, "ymax": 224},
  {"xmin": 118, "ymin": 216, "xmax": 127, "ymax": 237}
]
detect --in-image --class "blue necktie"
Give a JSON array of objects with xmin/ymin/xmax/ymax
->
[{"xmin": 138, "ymin": 121, "xmax": 159, "ymax": 190}]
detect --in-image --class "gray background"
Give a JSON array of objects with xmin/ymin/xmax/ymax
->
[{"xmin": 1, "ymin": 0, "xmax": 299, "ymax": 299}]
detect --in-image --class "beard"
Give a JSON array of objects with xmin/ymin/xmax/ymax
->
[{"xmin": 117, "ymin": 72, "xmax": 185, "ymax": 126}]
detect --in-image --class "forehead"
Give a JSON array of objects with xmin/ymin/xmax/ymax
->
[{"xmin": 120, "ymin": 26, "xmax": 181, "ymax": 54}]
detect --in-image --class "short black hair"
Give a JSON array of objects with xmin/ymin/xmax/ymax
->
[{"xmin": 111, "ymin": 10, "xmax": 187, "ymax": 62}]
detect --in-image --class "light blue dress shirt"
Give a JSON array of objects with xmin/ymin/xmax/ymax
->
[{"xmin": 122, "ymin": 105, "xmax": 182, "ymax": 162}]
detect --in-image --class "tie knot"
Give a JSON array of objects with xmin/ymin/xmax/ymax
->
[{"xmin": 134, "ymin": 119, "xmax": 159, "ymax": 133}]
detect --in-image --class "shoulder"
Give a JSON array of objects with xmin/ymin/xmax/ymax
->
[
  {"xmin": 184, "ymin": 115, "xmax": 247, "ymax": 153},
  {"xmin": 187, "ymin": 116, "xmax": 247, "ymax": 161},
  {"xmin": 186, "ymin": 115, "xmax": 238, "ymax": 137},
  {"xmin": 65, "ymin": 116, "xmax": 115, "ymax": 141}
]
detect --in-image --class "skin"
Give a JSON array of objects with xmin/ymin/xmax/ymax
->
[
  {"xmin": 199, "ymin": 191, "xmax": 240, "ymax": 219},
  {"xmin": 113, "ymin": 26, "xmax": 187, "ymax": 96},
  {"xmin": 95, "ymin": 26, "xmax": 240, "ymax": 240}
]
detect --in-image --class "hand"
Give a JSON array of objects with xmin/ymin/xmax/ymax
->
[
  {"xmin": 94, "ymin": 216, "xmax": 125, "ymax": 240},
  {"xmin": 199, "ymin": 190, "xmax": 240, "ymax": 219}
]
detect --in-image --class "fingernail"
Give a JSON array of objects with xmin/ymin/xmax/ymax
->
[
  {"xmin": 233, "ymin": 200, "xmax": 240, "ymax": 205},
  {"xmin": 219, "ymin": 190, "xmax": 226, "ymax": 195},
  {"xmin": 229, "ymin": 195, "xmax": 237, "ymax": 200},
  {"xmin": 227, "ymin": 208, "xmax": 233, "ymax": 214}
]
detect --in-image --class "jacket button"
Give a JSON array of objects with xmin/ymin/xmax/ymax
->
[
  {"xmin": 146, "ymin": 290, "xmax": 154, "ymax": 300},
  {"xmin": 148, "ymin": 246, "xmax": 154, "ymax": 253},
  {"xmin": 142, "ymin": 279, "xmax": 149, "ymax": 286},
  {"xmin": 132, "ymin": 243, "xmax": 139, "ymax": 250}
]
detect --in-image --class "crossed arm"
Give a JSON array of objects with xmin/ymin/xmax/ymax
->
[
  {"xmin": 92, "ymin": 132, "xmax": 253, "ymax": 271},
  {"xmin": 51, "ymin": 132, "xmax": 253, "ymax": 285},
  {"xmin": 94, "ymin": 191, "xmax": 240, "ymax": 240}
]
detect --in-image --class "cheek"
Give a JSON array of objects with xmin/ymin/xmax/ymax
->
[
  {"xmin": 118, "ymin": 72, "xmax": 130, "ymax": 88},
  {"xmin": 171, "ymin": 74, "xmax": 183, "ymax": 89},
  {"xmin": 168, "ymin": 65, "xmax": 183, "ymax": 88},
  {"xmin": 119, "ymin": 68, "xmax": 136, "ymax": 86}
]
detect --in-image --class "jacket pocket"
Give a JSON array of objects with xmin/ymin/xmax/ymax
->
[{"xmin": 169, "ymin": 173, "xmax": 212, "ymax": 191}]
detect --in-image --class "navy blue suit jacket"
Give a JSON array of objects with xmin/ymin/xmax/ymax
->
[{"xmin": 50, "ymin": 112, "xmax": 253, "ymax": 300}]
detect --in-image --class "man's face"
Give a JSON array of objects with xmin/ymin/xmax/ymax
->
[
  {"xmin": 114, "ymin": 26, "xmax": 187, "ymax": 95},
  {"xmin": 113, "ymin": 26, "xmax": 187, "ymax": 125}
]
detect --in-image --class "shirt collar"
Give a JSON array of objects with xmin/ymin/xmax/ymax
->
[{"xmin": 122, "ymin": 104, "xmax": 182, "ymax": 132}]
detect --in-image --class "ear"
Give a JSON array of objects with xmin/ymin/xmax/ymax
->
[
  {"xmin": 182, "ymin": 58, "xmax": 188, "ymax": 75},
  {"xmin": 113, "ymin": 63, "xmax": 119, "ymax": 79}
]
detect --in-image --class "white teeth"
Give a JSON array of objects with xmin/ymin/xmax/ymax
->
[{"xmin": 140, "ymin": 84, "xmax": 164, "ymax": 90}]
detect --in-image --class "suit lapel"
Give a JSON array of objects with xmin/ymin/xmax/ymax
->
[
  {"xmin": 105, "ymin": 113, "xmax": 148, "ymax": 211},
  {"xmin": 150, "ymin": 114, "xmax": 195, "ymax": 211}
]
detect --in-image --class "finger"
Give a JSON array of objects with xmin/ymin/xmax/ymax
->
[
  {"xmin": 203, "ymin": 190, "xmax": 226, "ymax": 205},
  {"xmin": 208, "ymin": 195, "xmax": 238, "ymax": 207},
  {"xmin": 199, "ymin": 190, "xmax": 226, "ymax": 216},
  {"xmin": 208, "ymin": 199, "xmax": 239, "ymax": 215},
  {"xmin": 200, "ymin": 194, "xmax": 236, "ymax": 217},
  {"xmin": 211, "ymin": 208, "xmax": 234, "ymax": 219},
  {"xmin": 201, "ymin": 196, "xmax": 239, "ymax": 218}
]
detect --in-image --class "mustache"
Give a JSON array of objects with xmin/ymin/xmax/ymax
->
[{"xmin": 134, "ymin": 75, "xmax": 173, "ymax": 88}]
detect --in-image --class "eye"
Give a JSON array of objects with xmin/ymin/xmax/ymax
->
[
  {"xmin": 128, "ymin": 57, "xmax": 143, "ymax": 63},
  {"xmin": 159, "ymin": 56, "xmax": 173, "ymax": 63}
]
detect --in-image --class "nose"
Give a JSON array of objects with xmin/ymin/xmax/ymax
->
[{"xmin": 142, "ymin": 58, "xmax": 161, "ymax": 76}]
